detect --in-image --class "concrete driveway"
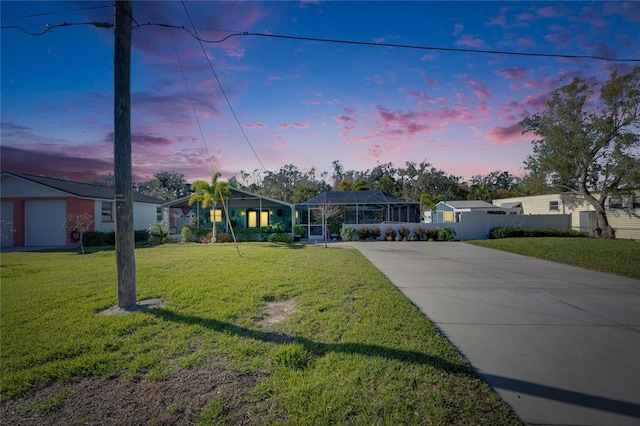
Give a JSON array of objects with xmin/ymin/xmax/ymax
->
[{"xmin": 351, "ymin": 241, "xmax": 640, "ymax": 426}]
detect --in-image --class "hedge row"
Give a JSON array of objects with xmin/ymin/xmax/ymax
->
[
  {"xmin": 489, "ymin": 227, "xmax": 587, "ymax": 239},
  {"xmin": 82, "ymin": 230, "xmax": 149, "ymax": 246}
]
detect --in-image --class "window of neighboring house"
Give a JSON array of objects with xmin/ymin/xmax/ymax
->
[
  {"xmin": 632, "ymin": 195, "xmax": 640, "ymax": 210},
  {"xmin": 549, "ymin": 200, "xmax": 559, "ymax": 211},
  {"xmin": 102, "ymin": 201, "xmax": 114, "ymax": 221},
  {"xmin": 608, "ymin": 196, "xmax": 623, "ymax": 209},
  {"xmin": 156, "ymin": 206, "xmax": 163, "ymax": 221}
]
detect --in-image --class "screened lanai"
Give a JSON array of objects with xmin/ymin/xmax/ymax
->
[{"xmin": 295, "ymin": 191, "xmax": 421, "ymax": 240}]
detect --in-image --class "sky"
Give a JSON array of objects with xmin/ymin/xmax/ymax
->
[{"xmin": 1, "ymin": 1, "xmax": 639, "ymax": 185}]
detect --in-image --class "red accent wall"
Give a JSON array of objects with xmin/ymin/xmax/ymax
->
[
  {"xmin": 65, "ymin": 199, "xmax": 95, "ymax": 247},
  {"xmin": 13, "ymin": 200, "xmax": 25, "ymax": 247}
]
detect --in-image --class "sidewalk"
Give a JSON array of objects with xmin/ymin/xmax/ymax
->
[{"xmin": 351, "ymin": 241, "xmax": 640, "ymax": 426}]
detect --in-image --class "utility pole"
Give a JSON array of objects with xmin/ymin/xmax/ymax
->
[{"xmin": 114, "ymin": 0, "xmax": 136, "ymax": 308}]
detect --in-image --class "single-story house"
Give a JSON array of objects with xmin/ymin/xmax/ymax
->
[
  {"xmin": 161, "ymin": 186, "xmax": 295, "ymax": 235},
  {"xmin": 431, "ymin": 200, "xmax": 519, "ymax": 223},
  {"xmin": 1, "ymin": 172, "xmax": 164, "ymax": 248},
  {"xmin": 494, "ymin": 192, "xmax": 640, "ymax": 239},
  {"xmin": 295, "ymin": 191, "xmax": 421, "ymax": 240}
]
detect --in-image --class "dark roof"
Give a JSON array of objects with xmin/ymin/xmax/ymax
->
[
  {"xmin": 299, "ymin": 191, "xmax": 415, "ymax": 205},
  {"xmin": 2, "ymin": 172, "xmax": 164, "ymax": 204}
]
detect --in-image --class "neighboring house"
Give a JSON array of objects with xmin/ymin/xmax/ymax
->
[
  {"xmin": 494, "ymin": 192, "xmax": 640, "ymax": 239},
  {"xmin": 432, "ymin": 200, "xmax": 519, "ymax": 223},
  {"xmin": 162, "ymin": 186, "xmax": 295, "ymax": 235},
  {"xmin": 295, "ymin": 191, "xmax": 420, "ymax": 240},
  {"xmin": 1, "ymin": 172, "xmax": 164, "ymax": 248}
]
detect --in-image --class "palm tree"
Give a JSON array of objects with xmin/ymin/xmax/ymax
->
[{"xmin": 188, "ymin": 172, "xmax": 231, "ymax": 243}]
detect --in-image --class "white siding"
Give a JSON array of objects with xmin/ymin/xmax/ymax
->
[
  {"xmin": 495, "ymin": 192, "xmax": 640, "ymax": 239},
  {"xmin": 94, "ymin": 200, "xmax": 160, "ymax": 232},
  {"xmin": 26, "ymin": 200, "xmax": 66, "ymax": 246}
]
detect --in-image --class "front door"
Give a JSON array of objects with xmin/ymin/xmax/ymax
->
[{"xmin": 308, "ymin": 207, "xmax": 324, "ymax": 240}]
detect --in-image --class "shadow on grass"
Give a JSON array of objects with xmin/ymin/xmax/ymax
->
[{"xmin": 143, "ymin": 308, "xmax": 473, "ymax": 376}]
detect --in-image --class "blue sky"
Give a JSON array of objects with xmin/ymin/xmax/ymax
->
[{"xmin": 1, "ymin": 1, "xmax": 639, "ymax": 184}]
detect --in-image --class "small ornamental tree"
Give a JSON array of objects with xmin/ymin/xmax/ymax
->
[{"xmin": 65, "ymin": 212, "xmax": 94, "ymax": 254}]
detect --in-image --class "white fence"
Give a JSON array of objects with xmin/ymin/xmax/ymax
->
[{"xmin": 344, "ymin": 212, "xmax": 572, "ymax": 241}]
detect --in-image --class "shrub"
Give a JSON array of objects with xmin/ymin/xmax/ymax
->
[
  {"xmin": 268, "ymin": 233, "xmax": 293, "ymax": 243},
  {"xmin": 370, "ymin": 226, "xmax": 381, "ymax": 240},
  {"xmin": 385, "ymin": 227, "xmax": 397, "ymax": 241},
  {"xmin": 181, "ymin": 226, "xmax": 194, "ymax": 243},
  {"xmin": 437, "ymin": 227, "xmax": 456, "ymax": 241},
  {"xmin": 216, "ymin": 232, "xmax": 230, "ymax": 243},
  {"xmin": 489, "ymin": 227, "xmax": 588, "ymax": 239},
  {"xmin": 398, "ymin": 226, "xmax": 410, "ymax": 241},
  {"xmin": 340, "ymin": 227, "xmax": 356, "ymax": 241},
  {"xmin": 358, "ymin": 226, "xmax": 370, "ymax": 241},
  {"xmin": 200, "ymin": 232, "xmax": 213, "ymax": 244},
  {"xmin": 293, "ymin": 224, "xmax": 305, "ymax": 237},
  {"xmin": 134, "ymin": 230, "xmax": 149, "ymax": 243},
  {"xmin": 82, "ymin": 231, "xmax": 115, "ymax": 247},
  {"xmin": 329, "ymin": 220, "xmax": 342, "ymax": 235},
  {"xmin": 414, "ymin": 226, "xmax": 425, "ymax": 241},
  {"xmin": 425, "ymin": 228, "xmax": 438, "ymax": 241},
  {"xmin": 148, "ymin": 221, "xmax": 174, "ymax": 246},
  {"xmin": 235, "ymin": 228, "xmax": 270, "ymax": 242}
]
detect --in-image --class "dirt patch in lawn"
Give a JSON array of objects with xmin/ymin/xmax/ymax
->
[
  {"xmin": 0, "ymin": 355, "xmax": 270, "ymax": 425},
  {"xmin": 254, "ymin": 298, "xmax": 299, "ymax": 327}
]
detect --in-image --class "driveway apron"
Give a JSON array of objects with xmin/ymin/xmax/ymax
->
[{"xmin": 351, "ymin": 241, "xmax": 640, "ymax": 426}]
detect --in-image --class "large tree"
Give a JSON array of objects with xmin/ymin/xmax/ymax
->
[
  {"xmin": 189, "ymin": 172, "xmax": 231, "ymax": 242},
  {"xmin": 520, "ymin": 68, "xmax": 640, "ymax": 238},
  {"xmin": 137, "ymin": 171, "xmax": 190, "ymax": 201}
]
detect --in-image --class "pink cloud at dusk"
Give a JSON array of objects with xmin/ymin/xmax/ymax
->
[
  {"xmin": 292, "ymin": 122, "xmax": 309, "ymax": 129},
  {"xmin": 497, "ymin": 67, "xmax": 529, "ymax": 79},
  {"xmin": 486, "ymin": 123, "xmax": 527, "ymax": 145},
  {"xmin": 455, "ymin": 35, "xmax": 484, "ymax": 48},
  {"xmin": 244, "ymin": 123, "xmax": 267, "ymax": 130}
]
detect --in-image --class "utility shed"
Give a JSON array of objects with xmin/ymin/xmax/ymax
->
[{"xmin": 433, "ymin": 200, "xmax": 515, "ymax": 223}]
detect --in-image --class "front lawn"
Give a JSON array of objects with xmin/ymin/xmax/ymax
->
[
  {"xmin": 0, "ymin": 243, "xmax": 520, "ymax": 425},
  {"xmin": 467, "ymin": 237, "xmax": 640, "ymax": 279}
]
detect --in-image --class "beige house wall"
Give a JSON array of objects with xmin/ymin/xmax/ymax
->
[{"xmin": 494, "ymin": 192, "xmax": 640, "ymax": 240}]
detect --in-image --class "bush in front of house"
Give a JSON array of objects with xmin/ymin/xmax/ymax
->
[
  {"xmin": 385, "ymin": 227, "xmax": 397, "ymax": 241},
  {"xmin": 235, "ymin": 227, "xmax": 271, "ymax": 242},
  {"xmin": 268, "ymin": 233, "xmax": 293, "ymax": 243},
  {"xmin": 358, "ymin": 226, "xmax": 370, "ymax": 241},
  {"xmin": 413, "ymin": 226, "xmax": 425, "ymax": 241},
  {"xmin": 425, "ymin": 228, "xmax": 438, "ymax": 241},
  {"xmin": 437, "ymin": 227, "xmax": 456, "ymax": 241},
  {"xmin": 148, "ymin": 221, "xmax": 175, "ymax": 246},
  {"xmin": 216, "ymin": 232, "xmax": 230, "ymax": 243},
  {"xmin": 82, "ymin": 230, "xmax": 149, "ymax": 246},
  {"xmin": 489, "ymin": 227, "xmax": 587, "ymax": 239},
  {"xmin": 398, "ymin": 226, "xmax": 410, "ymax": 241},
  {"xmin": 370, "ymin": 226, "xmax": 381, "ymax": 240},
  {"xmin": 340, "ymin": 227, "xmax": 356, "ymax": 241}
]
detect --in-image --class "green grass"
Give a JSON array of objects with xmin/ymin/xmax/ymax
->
[
  {"xmin": 467, "ymin": 237, "xmax": 640, "ymax": 279},
  {"xmin": 1, "ymin": 243, "xmax": 520, "ymax": 424}
]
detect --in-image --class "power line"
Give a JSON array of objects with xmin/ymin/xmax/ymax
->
[
  {"xmin": 3, "ymin": 19, "xmax": 638, "ymax": 63},
  {"xmin": 1, "ymin": 5, "xmax": 109, "ymax": 21},
  {"xmin": 169, "ymin": 26, "xmax": 214, "ymax": 176},
  {"xmin": 180, "ymin": 2, "xmax": 267, "ymax": 171},
  {"xmin": 1, "ymin": 21, "xmax": 113, "ymax": 36}
]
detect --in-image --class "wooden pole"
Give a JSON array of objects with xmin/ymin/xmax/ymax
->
[{"xmin": 114, "ymin": 0, "xmax": 136, "ymax": 308}]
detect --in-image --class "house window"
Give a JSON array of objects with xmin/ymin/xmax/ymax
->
[
  {"xmin": 608, "ymin": 196, "xmax": 623, "ymax": 209},
  {"xmin": 632, "ymin": 195, "xmax": 640, "ymax": 210},
  {"xmin": 156, "ymin": 207, "xmax": 163, "ymax": 221},
  {"xmin": 444, "ymin": 211, "xmax": 454, "ymax": 222},
  {"xmin": 102, "ymin": 201, "xmax": 113, "ymax": 221},
  {"xmin": 549, "ymin": 201, "xmax": 559, "ymax": 211}
]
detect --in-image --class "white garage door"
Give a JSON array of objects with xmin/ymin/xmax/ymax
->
[
  {"xmin": 26, "ymin": 200, "xmax": 66, "ymax": 246},
  {"xmin": 1, "ymin": 201, "xmax": 14, "ymax": 247}
]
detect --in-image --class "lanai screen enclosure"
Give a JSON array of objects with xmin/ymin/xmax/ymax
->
[{"xmin": 296, "ymin": 191, "xmax": 421, "ymax": 240}]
